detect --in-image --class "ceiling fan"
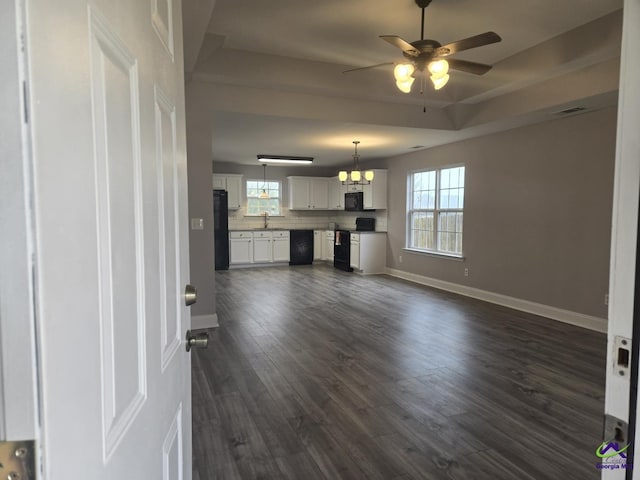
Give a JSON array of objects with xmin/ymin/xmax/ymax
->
[{"xmin": 345, "ymin": 0, "xmax": 501, "ymax": 92}]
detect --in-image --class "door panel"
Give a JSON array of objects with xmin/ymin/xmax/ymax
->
[
  {"xmin": 26, "ymin": 0, "xmax": 191, "ymax": 477},
  {"xmin": 90, "ymin": 10, "xmax": 148, "ymax": 458}
]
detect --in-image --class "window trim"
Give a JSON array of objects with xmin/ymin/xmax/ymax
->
[
  {"xmin": 245, "ymin": 178, "xmax": 282, "ymax": 216},
  {"xmin": 406, "ymin": 164, "xmax": 465, "ymax": 257}
]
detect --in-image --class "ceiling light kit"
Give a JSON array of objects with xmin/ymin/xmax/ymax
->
[
  {"xmin": 257, "ymin": 155, "xmax": 314, "ymax": 164},
  {"xmin": 259, "ymin": 164, "xmax": 269, "ymax": 199},
  {"xmin": 345, "ymin": 0, "xmax": 501, "ymax": 93},
  {"xmin": 338, "ymin": 141, "xmax": 374, "ymax": 185}
]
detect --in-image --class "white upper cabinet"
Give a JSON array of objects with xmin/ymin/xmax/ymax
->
[
  {"xmin": 288, "ymin": 177, "xmax": 329, "ymax": 210},
  {"xmin": 212, "ymin": 173, "xmax": 243, "ymax": 209},
  {"xmin": 328, "ymin": 176, "xmax": 347, "ymax": 210},
  {"xmin": 362, "ymin": 169, "xmax": 388, "ymax": 210}
]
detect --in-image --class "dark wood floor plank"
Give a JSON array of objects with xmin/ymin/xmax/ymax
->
[{"xmin": 193, "ymin": 265, "xmax": 606, "ymax": 479}]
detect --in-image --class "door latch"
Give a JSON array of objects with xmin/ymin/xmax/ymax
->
[{"xmin": 0, "ymin": 440, "xmax": 35, "ymax": 480}]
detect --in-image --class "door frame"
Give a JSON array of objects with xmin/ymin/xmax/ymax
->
[{"xmin": 0, "ymin": 0, "xmax": 40, "ymax": 443}]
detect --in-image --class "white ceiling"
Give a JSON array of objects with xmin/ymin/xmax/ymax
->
[{"xmin": 184, "ymin": 0, "xmax": 623, "ymax": 167}]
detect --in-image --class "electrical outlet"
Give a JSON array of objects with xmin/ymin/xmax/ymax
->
[
  {"xmin": 464, "ymin": 267, "xmax": 469, "ymax": 277},
  {"xmin": 399, "ymin": 255, "xmax": 403, "ymax": 263},
  {"xmin": 605, "ymin": 293, "xmax": 609, "ymax": 306}
]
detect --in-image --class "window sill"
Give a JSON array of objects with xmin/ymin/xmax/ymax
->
[
  {"xmin": 244, "ymin": 215, "xmax": 285, "ymax": 218},
  {"xmin": 403, "ymin": 248, "xmax": 465, "ymax": 261}
]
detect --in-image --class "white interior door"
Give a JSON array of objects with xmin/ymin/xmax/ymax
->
[
  {"xmin": 24, "ymin": 0, "xmax": 192, "ymax": 478},
  {"xmin": 603, "ymin": 1, "xmax": 640, "ymax": 479}
]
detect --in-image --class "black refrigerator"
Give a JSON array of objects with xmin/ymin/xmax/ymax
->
[{"xmin": 213, "ymin": 189, "xmax": 229, "ymax": 270}]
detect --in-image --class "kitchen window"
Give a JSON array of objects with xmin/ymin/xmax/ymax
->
[
  {"xmin": 246, "ymin": 180, "xmax": 281, "ymax": 216},
  {"xmin": 407, "ymin": 165, "xmax": 465, "ymax": 256}
]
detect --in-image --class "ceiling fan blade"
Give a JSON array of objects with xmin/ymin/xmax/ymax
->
[
  {"xmin": 447, "ymin": 58, "xmax": 493, "ymax": 75},
  {"xmin": 380, "ymin": 35, "xmax": 420, "ymax": 57},
  {"xmin": 343, "ymin": 62, "xmax": 394, "ymax": 74},
  {"xmin": 436, "ymin": 31, "xmax": 501, "ymax": 57}
]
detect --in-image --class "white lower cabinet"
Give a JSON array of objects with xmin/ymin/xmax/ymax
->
[
  {"xmin": 313, "ymin": 230, "xmax": 323, "ymax": 261},
  {"xmin": 253, "ymin": 231, "xmax": 273, "ymax": 263},
  {"xmin": 272, "ymin": 231, "xmax": 290, "ymax": 262},
  {"xmin": 229, "ymin": 230, "xmax": 290, "ymax": 265},
  {"xmin": 349, "ymin": 232, "xmax": 387, "ymax": 274},
  {"xmin": 325, "ymin": 230, "xmax": 335, "ymax": 261},
  {"xmin": 350, "ymin": 235, "xmax": 360, "ymax": 269},
  {"xmin": 229, "ymin": 231, "xmax": 253, "ymax": 264}
]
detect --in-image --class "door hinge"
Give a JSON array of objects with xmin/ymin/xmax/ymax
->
[
  {"xmin": 22, "ymin": 81, "xmax": 29, "ymax": 124},
  {"xmin": 0, "ymin": 440, "xmax": 35, "ymax": 480}
]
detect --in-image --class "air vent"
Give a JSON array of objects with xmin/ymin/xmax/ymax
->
[{"xmin": 555, "ymin": 106, "xmax": 587, "ymax": 116}]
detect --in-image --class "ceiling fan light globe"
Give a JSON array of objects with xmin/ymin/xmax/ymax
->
[
  {"xmin": 350, "ymin": 170, "xmax": 362, "ymax": 182},
  {"xmin": 428, "ymin": 59, "xmax": 449, "ymax": 78},
  {"xmin": 432, "ymin": 73, "xmax": 450, "ymax": 90},
  {"xmin": 393, "ymin": 63, "xmax": 415, "ymax": 82},
  {"xmin": 396, "ymin": 77, "xmax": 415, "ymax": 93}
]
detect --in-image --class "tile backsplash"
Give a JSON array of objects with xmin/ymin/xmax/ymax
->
[{"xmin": 228, "ymin": 206, "xmax": 387, "ymax": 232}]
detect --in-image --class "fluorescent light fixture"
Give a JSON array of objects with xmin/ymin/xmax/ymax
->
[{"xmin": 257, "ymin": 155, "xmax": 313, "ymax": 164}]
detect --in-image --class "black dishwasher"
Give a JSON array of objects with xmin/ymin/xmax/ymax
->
[{"xmin": 289, "ymin": 230, "xmax": 314, "ymax": 265}]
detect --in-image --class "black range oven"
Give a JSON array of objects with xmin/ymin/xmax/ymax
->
[{"xmin": 333, "ymin": 230, "xmax": 352, "ymax": 272}]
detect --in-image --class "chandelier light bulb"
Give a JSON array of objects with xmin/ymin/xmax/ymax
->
[
  {"xmin": 338, "ymin": 171, "xmax": 348, "ymax": 182},
  {"xmin": 432, "ymin": 73, "xmax": 450, "ymax": 90},
  {"xmin": 364, "ymin": 170, "xmax": 375, "ymax": 182},
  {"xmin": 393, "ymin": 63, "xmax": 415, "ymax": 82},
  {"xmin": 396, "ymin": 77, "xmax": 415, "ymax": 93},
  {"xmin": 428, "ymin": 59, "xmax": 449, "ymax": 78},
  {"xmin": 350, "ymin": 170, "xmax": 362, "ymax": 182}
]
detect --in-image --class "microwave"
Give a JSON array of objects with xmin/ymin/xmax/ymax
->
[{"xmin": 345, "ymin": 191, "xmax": 364, "ymax": 211}]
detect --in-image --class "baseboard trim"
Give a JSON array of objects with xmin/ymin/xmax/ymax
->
[
  {"xmin": 385, "ymin": 268, "xmax": 607, "ymax": 333},
  {"xmin": 192, "ymin": 313, "xmax": 219, "ymax": 330}
]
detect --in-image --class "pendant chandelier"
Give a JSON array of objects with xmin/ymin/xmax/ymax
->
[
  {"xmin": 259, "ymin": 164, "xmax": 269, "ymax": 199},
  {"xmin": 338, "ymin": 141, "xmax": 374, "ymax": 185}
]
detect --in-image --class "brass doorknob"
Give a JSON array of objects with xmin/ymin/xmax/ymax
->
[
  {"xmin": 184, "ymin": 284, "xmax": 197, "ymax": 306},
  {"xmin": 186, "ymin": 330, "xmax": 209, "ymax": 352}
]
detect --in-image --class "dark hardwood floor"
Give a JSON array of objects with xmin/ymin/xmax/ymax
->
[{"xmin": 192, "ymin": 264, "xmax": 606, "ymax": 480}]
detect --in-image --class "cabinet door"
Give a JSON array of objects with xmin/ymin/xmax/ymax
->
[
  {"xmin": 289, "ymin": 177, "xmax": 311, "ymax": 209},
  {"xmin": 363, "ymin": 182, "xmax": 373, "ymax": 209},
  {"xmin": 230, "ymin": 238, "xmax": 253, "ymax": 264},
  {"xmin": 273, "ymin": 238, "xmax": 290, "ymax": 262},
  {"xmin": 226, "ymin": 175, "xmax": 243, "ymax": 209},
  {"xmin": 350, "ymin": 241, "xmax": 360, "ymax": 269},
  {"xmin": 253, "ymin": 237, "xmax": 272, "ymax": 263},
  {"xmin": 325, "ymin": 238, "xmax": 334, "ymax": 260},
  {"xmin": 212, "ymin": 174, "xmax": 226, "ymax": 190},
  {"xmin": 313, "ymin": 230, "xmax": 323, "ymax": 260},
  {"xmin": 311, "ymin": 178, "xmax": 329, "ymax": 209},
  {"xmin": 328, "ymin": 177, "xmax": 340, "ymax": 210}
]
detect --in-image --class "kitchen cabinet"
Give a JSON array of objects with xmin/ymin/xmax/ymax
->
[
  {"xmin": 253, "ymin": 231, "xmax": 272, "ymax": 263},
  {"xmin": 328, "ymin": 177, "xmax": 346, "ymax": 210},
  {"xmin": 229, "ymin": 231, "xmax": 253, "ymax": 264},
  {"xmin": 350, "ymin": 234, "xmax": 360, "ymax": 270},
  {"xmin": 272, "ymin": 231, "xmax": 290, "ymax": 262},
  {"xmin": 313, "ymin": 230, "xmax": 323, "ymax": 261},
  {"xmin": 229, "ymin": 230, "xmax": 290, "ymax": 265},
  {"xmin": 212, "ymin": 174, "xmax": 243, "ymax": 209},
  {"xmin": 349, "ymin": 232, "xmax": 387, "ymax": 274},
  {"xmin": 325, "ymin": 231, "xmax": 335, "ymax": 261},
  {"xmin": 288, "ymin": 177, "xmax": 329, "ymax": 210}
]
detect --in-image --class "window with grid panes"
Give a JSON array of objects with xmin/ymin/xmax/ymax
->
[
  {"xmin": 246, "ymin": 179, "xmax": 281, "ymax": 215},
  {"xmin": 407, "ymin": 165, "xmax": 465, "ymax": 255}
]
